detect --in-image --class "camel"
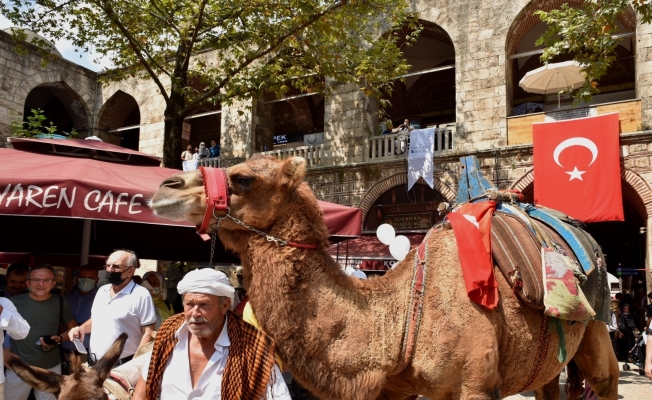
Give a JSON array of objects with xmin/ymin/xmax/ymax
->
[{"xmin": 148, "ymin": 154, "xmax": 619, "ymax": 400}]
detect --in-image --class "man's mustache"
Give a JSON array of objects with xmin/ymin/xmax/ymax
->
[{"xmin": 189, "ymin": 317, "xmax": 209, "ymax": 324}]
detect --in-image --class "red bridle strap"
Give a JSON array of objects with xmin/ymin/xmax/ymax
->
[
  {"xmin": 197, "ymin": 166, "xmax": 320, "ymax": 250},
  {"xmin": 198, "ymin": 167, "xmax": 229, "ymax": 240}
]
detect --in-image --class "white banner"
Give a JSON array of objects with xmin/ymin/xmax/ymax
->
[
  {"xmin": 183, "ymin": 159, "xmax": 198, "ymax": 172},
  {"xmin": 407, "ymin": 128, "xmax": 435, "ymax": 190}
]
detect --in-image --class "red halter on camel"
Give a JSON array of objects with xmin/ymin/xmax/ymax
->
[{"xmin": 197, "ymin": 167, "xmax": 319, "ymax": 249}]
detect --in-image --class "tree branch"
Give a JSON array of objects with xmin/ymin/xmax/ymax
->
[
  {"xmin": 182, "ymin": 0, "xmax": 348, "ymax": 115},
  {"xmin": 99, "ymin": 1, "xmax": 171, "ymax": 102}
]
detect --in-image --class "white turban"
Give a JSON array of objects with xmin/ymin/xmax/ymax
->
[{"xmin": 177, "ymin": 268, "xmax": 237, "ymax": 310}]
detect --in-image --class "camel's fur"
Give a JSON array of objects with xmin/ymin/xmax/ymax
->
[
  {"xmin": 150, "ymin": 155, "xmax": 618, "ymax": 400},
  {"xmin": 8, "ymin": 333, "xmax": 127, "ymax": 399}
]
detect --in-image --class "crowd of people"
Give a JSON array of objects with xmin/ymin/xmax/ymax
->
[
  {"xmin": 0, "ymin": 251, "xmax": 291, "ymax": 400},
  {"xmin": 1, "ymin": 256, "xmax": 651, "ymax": 399},
  {"xmin": 181, "ymin": 139, "xmax": 220, "ymax": 161}
]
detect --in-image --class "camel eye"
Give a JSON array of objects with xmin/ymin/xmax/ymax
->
[{"xmin": 233, "ymin": 176, "xmax": 254, "ymax": 190}]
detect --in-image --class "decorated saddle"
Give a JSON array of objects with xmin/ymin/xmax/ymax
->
[{"xmin": 490, "ymin": 203, "xmax": 610, "ymax": 322}]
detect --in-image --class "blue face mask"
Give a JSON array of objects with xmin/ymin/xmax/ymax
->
[{"xmin": 77, "ymin": 278, "xmax": 96, "ymax": 292}]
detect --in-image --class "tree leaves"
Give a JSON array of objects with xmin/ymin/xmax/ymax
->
[
  {"xmin": 535, "ymin": 0, "xmax": 643, "ymax": 103},
  {"xmin": 1, "ymin": 0, "xmax": 417, "ymax": 166}
]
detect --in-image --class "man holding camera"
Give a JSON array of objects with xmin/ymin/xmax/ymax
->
[{"xmin": 3, "ymin": 264, "xmax": 76, "ymax": 400}]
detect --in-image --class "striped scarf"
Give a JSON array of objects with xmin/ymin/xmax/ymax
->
[{"xmin": 145, "ymin": 311, "xmax": 276, "ymax": 400}]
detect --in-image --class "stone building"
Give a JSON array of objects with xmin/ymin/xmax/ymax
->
[{"xmin": 1, "ymin": 0, "xmax": 651, "ymax": 291}]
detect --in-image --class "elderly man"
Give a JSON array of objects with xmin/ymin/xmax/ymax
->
[
  {"xmin": 132, "ymin": 268, "xmax": 290, "ymax": 400},
  {"xmin": 68, "ymin": 250, "xmax": 156, "ymax": 366}
]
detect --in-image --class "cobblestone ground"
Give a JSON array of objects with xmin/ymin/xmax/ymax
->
[{"xmin": 418, "ymin": 362, "xmax": 651, "ymax": 399}]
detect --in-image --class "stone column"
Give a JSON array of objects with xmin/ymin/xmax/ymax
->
[
  {"xmin": 322, "ymin": 81, "xmax": 378, "ymax": 166},
  {"xmin": 636, "ymin": 19, "xmax": 652, "ymax": 129},
  {"xmin": 221, "ymin": 98, "xmax": 255, "ymax": 160}
]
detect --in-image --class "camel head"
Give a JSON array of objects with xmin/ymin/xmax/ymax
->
[
  {"xmin": 151, "ymin": 155, "xmax": 331, "ymax": 253},
  {"xmin": 7, "ymin": 333, "xmax": 127, "ymax": 400}
]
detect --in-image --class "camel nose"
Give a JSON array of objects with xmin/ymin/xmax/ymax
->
[{"xmin": 159, "ymin": 175, "xmax": 186, "ymax": 189}]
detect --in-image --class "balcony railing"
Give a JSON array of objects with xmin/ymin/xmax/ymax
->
[
  {"xmin": 260, "ymin": 144, "xmax": 324, "ymax": 167},
  {"xmin": 197, "ymin": 157, "xmax": 221, "ymax": 168},
  {"xmin": 366, "ymin": 127, "xmax": 455, "ymax": 161}
]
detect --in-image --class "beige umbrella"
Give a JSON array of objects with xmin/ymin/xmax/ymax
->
[{"xmin": 518, "ymin": 60, "xmax": 586, "ymax": 109}]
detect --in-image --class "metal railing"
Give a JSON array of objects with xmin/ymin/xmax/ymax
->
[
  {"xmin": 366, "ymin": 127, "xmax": 454, "ymax": 161},
  {"xmin": 260, "ymin": 144, "xmax": 324, "ymax": 167}
]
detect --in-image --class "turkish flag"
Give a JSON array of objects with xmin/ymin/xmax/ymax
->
[{"xmin": 533, "ymin": 112, "xmax": 623, "ymax": 222}]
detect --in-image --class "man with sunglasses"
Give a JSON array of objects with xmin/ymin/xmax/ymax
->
[
  {"xmin": 68, "ymin": 250, "xmax": 156, "ymax": 366},
  {"xmin": 3, "ymin": 264, "xmax": 76, "ymax": 400}
]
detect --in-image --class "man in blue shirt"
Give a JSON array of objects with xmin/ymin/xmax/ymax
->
[
  {"xmin": 209, "ymin": 139, "xmax": 220, "ymax": 158},
  {"xmin": 62, "ymin": 266, "xmax": 99, "ymax": 352}
]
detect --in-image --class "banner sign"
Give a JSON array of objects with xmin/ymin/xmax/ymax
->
[
  {"xmin": 0, "ymin": 182, "xmax": 167, "ymax": 224},
  {"xmin": 407, "ymin": 128, "xmax": 435, "ymax": 190},
  {"xmin": 183, "ymin": 159, "xmax": 198, "ymax": 172},
  {"xmin": 384, "ymin": 212, "xmax": 433, "ymax": 229},
  {"xmin": 182, "ymin": 122, "xmax": 191, "ymax": 141}
]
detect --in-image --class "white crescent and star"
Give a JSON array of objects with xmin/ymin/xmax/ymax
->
[{"xmin": 552, "ymin": 137, "xmax": 599, "ymax": 181}]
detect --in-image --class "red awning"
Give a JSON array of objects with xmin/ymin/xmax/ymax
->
[
  {"xmin": 318, "ymin": 201, "xmax": 362, "ymax": 239},
  {"xmin": 328, "ymin": 234, "xmax": 424, "ymax": 271},
  {"xmin": 8, "ymin": 137, "xmax": 162, "ymax": 166},
  {"xmin": 0, "ymin": 143, "xmax": 361, "ymax": 261}
]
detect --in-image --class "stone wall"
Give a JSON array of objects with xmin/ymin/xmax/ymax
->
[{"xmin": 0, "ymin": 31, "xmax": 97, "ymax": 145}]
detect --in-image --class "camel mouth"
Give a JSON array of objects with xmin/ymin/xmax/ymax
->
[{"xmin": 149, "ymin": 197, "xmax": 201, "ymax": 222}]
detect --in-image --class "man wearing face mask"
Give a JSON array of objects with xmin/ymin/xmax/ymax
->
[
  {"xmin": 68, "ymin": 250, "xmax": 156, "ymax": 366},
  {"xmin": 61, "ymin": 266, "xmax": 99, "ymax": 354}
]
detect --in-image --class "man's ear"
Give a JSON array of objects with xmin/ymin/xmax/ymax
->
[{"xmin": 280, "ymin": 157, "xmax": 306, "ymax": 186}]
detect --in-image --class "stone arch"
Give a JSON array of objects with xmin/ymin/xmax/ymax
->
[
  {"xmin": 505, "ymin": 0, "xmax": 637, "ymax": 114},
  {"xmin": 509, "ymin": 167, "xmax": 652, "ymax": 219},
  {"xmin": 22, "ymin": 82, "xmax": 90, "ymax": 137},
  {"xmin": 383, "ymin": 19, "xmax": 456, "ymax": 127},
  {"xmin": 97, "ymin": 90, "xmax": 141, "ymax": 149},
  {"xmin": 358, "ymin": 173, "xmax": 456, "ymax": 223}
]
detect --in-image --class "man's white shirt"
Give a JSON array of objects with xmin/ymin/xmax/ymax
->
[
  {"xmin": 0, "ymin": 297, "xmax": 30, "ymax": 384},
  {"xmin": 90, "ymin": 280, "xmax": 156, "ymax": 360},
  {"xmin": 142, "ymin": 316, "xmax": 291, "ymax": 400}
]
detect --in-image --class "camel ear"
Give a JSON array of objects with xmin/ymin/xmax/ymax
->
[
  {"xmin": 93, "ymin": 333, "xmax": 128, "ymax": 382},
  {"xmin": 280, "ymin": 157, "xmax": 306, "ymax": 185},
  {"xmin": 7, "ymin": 358, "xmax": 63, "ymax": 394}
]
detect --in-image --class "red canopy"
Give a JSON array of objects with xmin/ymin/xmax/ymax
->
[
  {"xmin": 0, "ymin": 142, "xmax": 360, "ymax": 262},
  {"xmin": 8, "ymin": 137, "xmax": 162, "ymax": 166}
]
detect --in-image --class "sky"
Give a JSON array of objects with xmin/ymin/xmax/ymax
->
[{"xmin": 0, "ymin": 14, "xmax": 110, "ymax": 72}]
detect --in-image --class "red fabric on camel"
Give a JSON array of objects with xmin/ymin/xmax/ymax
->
[
  {"xmin": 533, "ymin": 112, "xmax": 623, "ymax": 222},
  {"xmin": 447, "ymin": 201, "xmax": 498, "ymax": 310}
]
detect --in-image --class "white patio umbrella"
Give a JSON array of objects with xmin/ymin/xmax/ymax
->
[{"xmin": 518, "ymin": 60, "xmax": 586, "ymax": 109}]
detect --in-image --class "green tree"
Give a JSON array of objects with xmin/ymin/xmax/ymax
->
[
  {"xmin": 536, "ymin": 0, "xmax": 652, "ymax": 103},
  {"xmin": 11, "ymin": 108, "xmax": 77, "ymax": 138},
  {"xmin": 1, "ymin": 0, "xmax": 418, "ymax": 168}
]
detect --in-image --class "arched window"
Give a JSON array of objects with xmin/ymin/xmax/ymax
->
[
  {"xmin": 23, "ymin": 82, "xmax": 89, "ymax": 137},
  {"xmin": 97, "ymin": 91, "xmax": 140, "ymax": 150}
]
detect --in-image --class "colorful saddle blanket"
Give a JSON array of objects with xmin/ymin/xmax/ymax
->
[{"xmin": 490, "ymin": 207, "xmax": 611, "ymax": 323}]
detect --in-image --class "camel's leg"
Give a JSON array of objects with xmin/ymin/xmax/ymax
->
[
  {"xmin": 570, "ymin": 320, "xmax": 619, "ymax": 400},
  {"xmin": 532, "ymin": 374, "xmax": 560, "ymax": 400}
]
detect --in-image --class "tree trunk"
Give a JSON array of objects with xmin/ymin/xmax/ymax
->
[{"xmin": 162, "ymin": 106, "xmax": 184, "ymax": 169}]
